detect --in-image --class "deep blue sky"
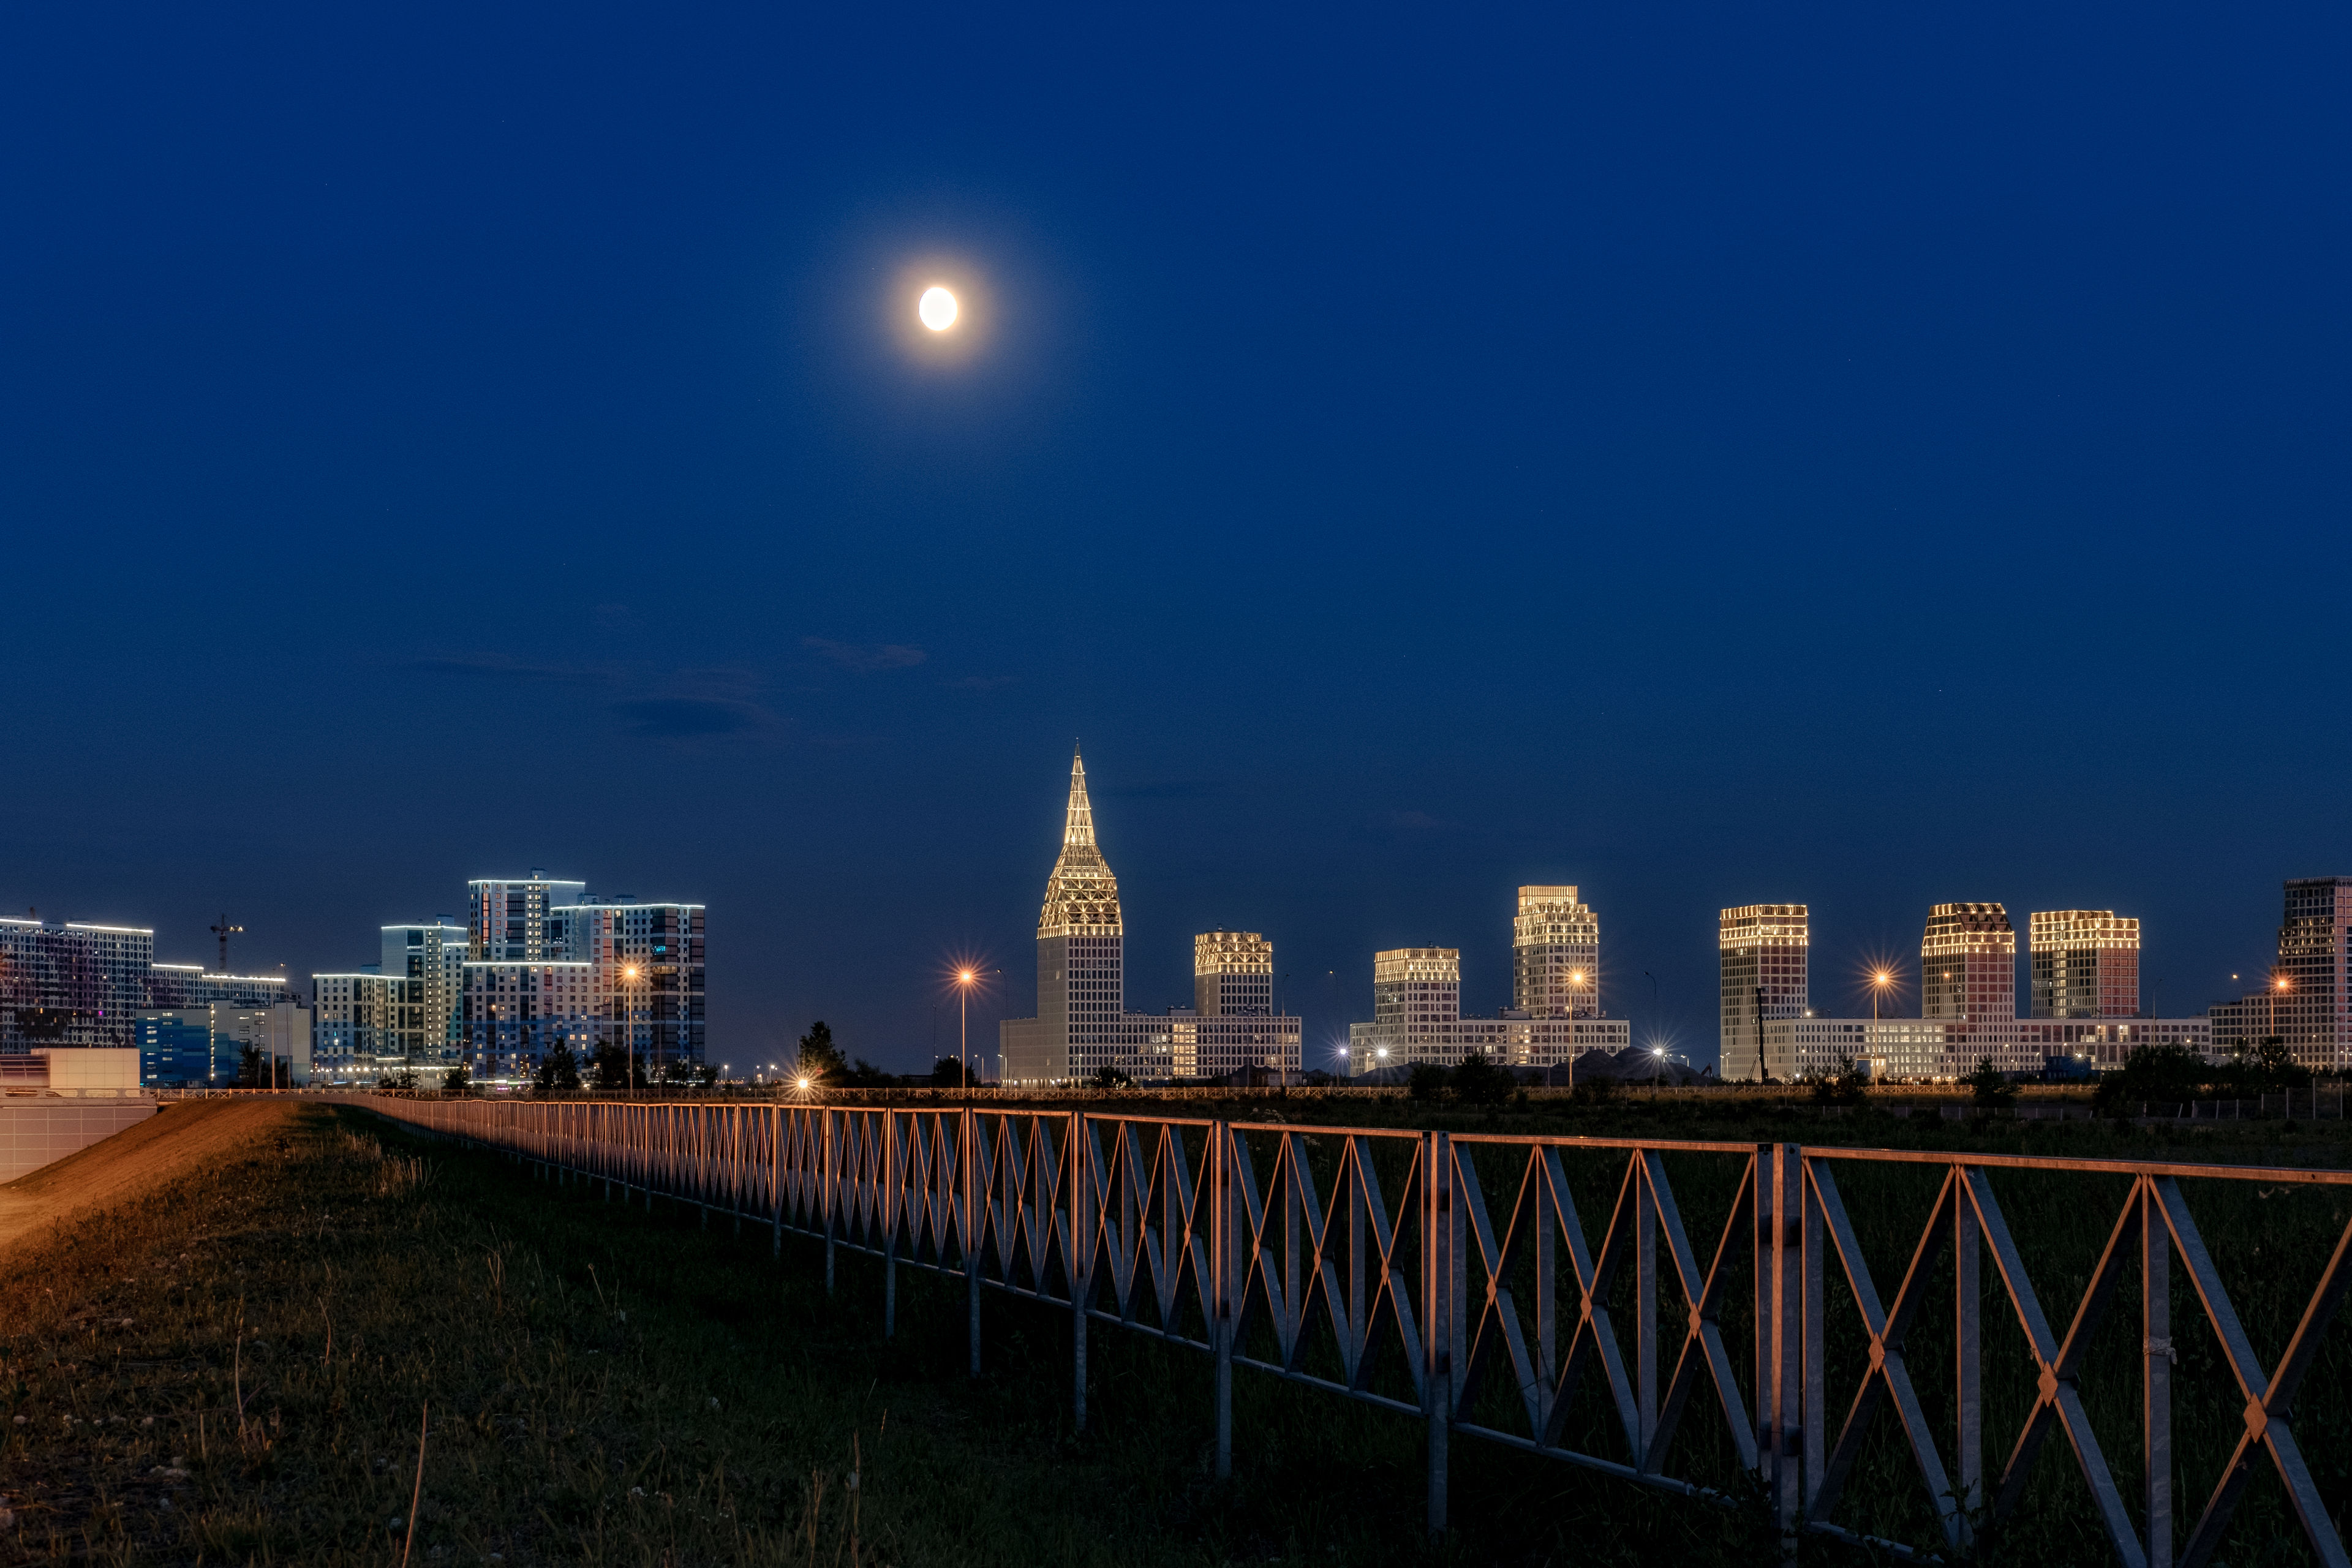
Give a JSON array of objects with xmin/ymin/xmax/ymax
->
[{"xmin": 4, "ymin": 4, "xmax": 2348, "ymax": 1071}]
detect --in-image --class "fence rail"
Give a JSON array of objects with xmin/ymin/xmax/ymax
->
[{"xmin": 337, "ymin": 1095, "xmax": 2352, "ymax": 1563}]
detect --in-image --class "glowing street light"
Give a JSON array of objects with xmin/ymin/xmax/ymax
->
[
  {"xmin": 954, "ymin": 967, "xmax": 979, "ymax": 1095},
  {"xmin": 622, "ymin": 963, "xmax": 643, "ymax": 1098},
  {"xmin": 1871, "ymin": 969, "xmax": 1894, "ymax": 1022}
]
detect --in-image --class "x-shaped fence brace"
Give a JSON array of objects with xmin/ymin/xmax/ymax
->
[{"xmin": 355, "ymin": 1097, "xmax": 2352, "ymax": 1562}]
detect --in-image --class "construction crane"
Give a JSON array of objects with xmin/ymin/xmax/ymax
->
[{"xmin": 210, "ymin": 914, "xmax": 243, "ymax": 973}]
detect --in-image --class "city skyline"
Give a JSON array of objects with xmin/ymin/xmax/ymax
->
[{"xmin": 7, "ymin": 823, "xmax": 2348, "ymax": 1077}]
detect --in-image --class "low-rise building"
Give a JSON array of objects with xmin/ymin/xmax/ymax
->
[{"xmin": 1348, "ymin": 942, "xmax": 1630, "ymax": 1073}]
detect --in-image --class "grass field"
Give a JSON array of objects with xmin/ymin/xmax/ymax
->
[{"xmin": 1, "ymin": 1094, "xmax": 2347, "ymax": 1565}]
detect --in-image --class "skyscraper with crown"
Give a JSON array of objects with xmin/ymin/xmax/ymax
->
[{"xmin": 999, "ymin": 750, "xmax": 1301, "ymax": 1084}]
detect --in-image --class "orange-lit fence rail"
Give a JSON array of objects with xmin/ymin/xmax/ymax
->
[{"xmin": 339, "ymin": 1096, "xmax": 2352, "ymax": 1564}]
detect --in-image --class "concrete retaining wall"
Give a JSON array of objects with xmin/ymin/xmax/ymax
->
[{"xmin": 0, "ymin": 1099, "xmax": 160, "ymax": 1182}]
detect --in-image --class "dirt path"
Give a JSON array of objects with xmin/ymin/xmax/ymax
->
[{"xmin": 0, "ymin": 1098, "xmax": 306, "ymax": 1257}]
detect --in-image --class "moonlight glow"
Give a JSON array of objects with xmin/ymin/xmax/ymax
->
[{"xmin": 918, "ymin": 286, "xmax": 959, "ymax": 331}]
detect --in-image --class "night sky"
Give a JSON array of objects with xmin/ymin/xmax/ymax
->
[{"xmin": 4, "ymin": 4, "xmax": 2347, "ymax": 1072}]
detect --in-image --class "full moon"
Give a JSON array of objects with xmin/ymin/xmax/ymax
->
[{"xmin": 918, "ymin": 286, "xmax": 959, "ymax": 331}]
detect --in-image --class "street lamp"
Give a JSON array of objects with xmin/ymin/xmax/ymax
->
[
  {"xmin": 954, "ymin": 968, "xmax": 978, "ymax": 1095},
  {"xmin": 1872, "ymin": 970, "xmax": 1893, "ymax": 1022},
  {"xmin": 622, "ymin": 964, "xmax": 641, "ymax": 1098}
]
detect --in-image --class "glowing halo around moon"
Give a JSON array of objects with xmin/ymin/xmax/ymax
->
[{"xmin": 918, "ymin": 285, "xmax": 959, "ymax": 331}]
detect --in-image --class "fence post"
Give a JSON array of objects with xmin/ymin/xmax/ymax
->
[
  {"xmin": 883, "ymin": 1110, "xmax": 898, "ymax": 1337},
  {"xmin": 1071, "ymin": 1109, "xmax": 1089, "ymax": 1434},
  {"xmin": 1758, "ymin": 1142, "xmax": 1801, "ymax": 1556},
  {"xmin": 1213, "ymin": 1117, "xmax": 1233, "ymax": 1480},
  {"xmin": 966, "ymin": 1106, "xmax": 982, "ymax": 1377},
  {"xmin": 1637, "ymin": 1150, "xmax": 1657, "ymax": 1460},
  {"xmin": 2143, "ymin": 1177, "xmax": 2173, "ymax": 1568},
  {"xmin": 1426, "ymin": 1128, "xmax": 1452, "ymax": 1539},
  {"xmin": 1803, "ymin": 1157, "xmax": 1826, "ymax": 1515},
  {"xmin": 823, "ymin": 1107, "xmax": 837, "ymax": 1297},
  {"xmin": 1955, "ymin": 1166, "xmax": 1981, "ymax": 1535}
]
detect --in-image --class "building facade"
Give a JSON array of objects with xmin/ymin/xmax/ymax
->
[
  {"xmin": 1718, "ymin": 904, "xmax": 1811, "ymax": 1082},
  {"xmin": 137, "ymin": 1002, "xmax": 312, "ymax": 1086},
  {"xmin": 557, "ymin": 899, "xmax": 708, "ymax": 1073},
  {"xmin": 1725, "ymin": 899, "xmax": 2211, "ymax": 1082},
  {"xmin": 1348, "ymin": 895, "xmax": 1632, "ymax": 1075},
  {"xmin": 1922, "ymin": 903, "xmax": 2017, "ymax": 1024},
  {"xmin": 1512, "ymin": 888, "xmax": 1599, "ymax": 1018},
  {"xmin": 383, "ymin": 921, "xmax": 468, "ymax": 1063},
  {"xmin": 311, "ymin": 972, "xmax": 421, "ymax": 1083},
  {"xmin": 1194, "ymin": 930, "xmax": 1274, "ymax": 1016},
  {"xmin": 998, "ymin": 752, "xmax": 1301, "ymax": 1084},
  {"xmin": 461, "ymin": 961, "xmax": 596, "ymax": 1079},
  {"xmin": 469, "ymin": 874, "xmax": 587, "ymax": 963},
  {"xmin": 2275, "ymin": 877, "xmax": 2352, "ymax": 1069},
  {"xmin": 2029, "ymin": 910, "xmax": 2140, "ymax": 1019},
  {"xmin": 1745, "ymin": 1014, "xmax": 2214, "ymax": 1084}
]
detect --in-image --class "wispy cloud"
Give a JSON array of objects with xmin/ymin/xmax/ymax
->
[
  {"xmin": 804, "ymin": 636, "xmax": 926, "ymax": 673},
  {"xmin": 406, "ymin": 653, "xmax": 619, "ymax": 687},
  {"xmin": 609, "ymin": 696, "xmax": 777, "ymax": 739},
  {"xmin": 409, "ymin": 650, "xmax": 781, "ymax": 744}
]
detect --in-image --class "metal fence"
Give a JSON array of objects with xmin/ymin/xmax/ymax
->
[{"xmin": 339, "ymin": 1095, "xmax": 2352, "ymax": 1565}]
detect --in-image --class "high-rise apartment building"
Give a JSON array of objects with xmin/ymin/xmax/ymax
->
[
  {"xmin": 1194, "ymin": 931, "xmax": 1273, "ymax": 1016},
  {"xmin": 469, "ymin": 873, "xmax": 587, "ymax": 962},
  {"xmin": 383, "ymin": 920, "xmax": 467, "ymax": 1063},
  {"xmin": 1718, "ymin": 905, "xmax": 1810, "ymax": 1081},
  {"xmin": 1922, "ymin": 903, "xmax": 2016, "ymax": 1024},
  {"xmin": 461, "ymin": 961, "xmax": 596, "ymax": 1079},
  {"xmin": 2213, "ymin": 878, "xmax": 2352, "ymax": 1068},
  {"xmin": 1374, "ymin": 948, "xmax": 1461, "ymax": 1055},
  {"xmin": 0, "ymin": 919, "xmax": 181, "ymax": 1050},
  {"xmin": 2029, "ymin": 910, "xmax": 2139, "ymax": 1019},
  {"xmin": 557, "ymin": 899, "xmax": 707, "ymax": 1071},
  {"xmin": 311, "ymin": 971, "xmax": 421, "ymax": 1082},
  {"xmin": 2278, "ymin": 878, "xmax": 2352, "ymax": 1068},
  {"xmin": 999, "ymin": 752, "xmax": 1300, "ymax": 1083},
  {"xmin": 1512, "ymin": 888, "xmax": 1599, "ymax": 1018}
]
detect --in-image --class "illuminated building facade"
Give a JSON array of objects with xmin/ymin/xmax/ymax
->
[
  {"xmin": 469, "ymin": 873, "xmax": 587, "ymax": 962},
  {"xmin": 1717, "ymin": 905, "xmax": 1811, "ymax": 1083},
  {"xmin": 2275, "ymin": 878, "xmax": 2352, "ymax": 1068},
  {"xmin": 311, "ymin": 972, "xmax": 421, "ymax": 1082},
  {"xmin": 557, "ymin": 899, "xmax": 708, "ymax": 1072},
  {"xmin": 2029, "ymin": 910, "xmax": 2140, "ymax": 1019},
  {"xmin": 998, "ymin": 752, "xmax": 1301, "ymax": 1084},
  {"xmin": 461, "ymin": 961, "xmax": 596, "ymax": 1078},
  {"xmin": 1744, "ymin": 1014, "xmax": 2213, "ymax": 1084},
  {"xmin": 1, "ymin": 918, "xmax": 119, "ymax": 1050},
  {"xmin": 1512, "ymin": 888, "xmax": 1599, "ymax": 1018},
  {"xmin": 1725, "ymin": 900, "xmax": 2208, "ymax": 1082},
  {"xmin": 145, "ymin": 965, "xmax": 295, "ymax": 1010},
  {"xmin": 1195, "ymin": 931, "xmax": 1274, "ymax": 1016},
  {"xmin": 1922, "ymin": 903, "xmax": 2017, "ymax": 1024},
  {"xmin": 383, "ymin": 921, "xmax": 467, "ymax": 1062},
  {"xmin": 135, "ymin": 1003, "xmax": 312, "ymax": 1087},
  {"xmin": 2207, "ymin": 878, "xmax": 2352, "ymax": 1069}
]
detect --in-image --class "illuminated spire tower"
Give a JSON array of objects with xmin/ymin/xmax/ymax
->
[{"xmin": 1036, "ymin": 748, "xmax": 1125, "ymax": 1076}]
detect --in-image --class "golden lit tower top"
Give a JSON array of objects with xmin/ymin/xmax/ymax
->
[{"xmin": 1037, "ymin": 748, "xmax": 1123, "ymax": 939}]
